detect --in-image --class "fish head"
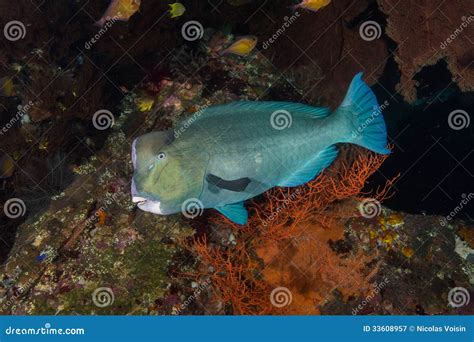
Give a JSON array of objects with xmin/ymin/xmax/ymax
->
[
  {"xmin": 131, "ymin": 131, "xmax": 174, "ymax": 214},
  {"xmin": 131, "ymin": 131, "xmax": 209, "ymax": 215}
]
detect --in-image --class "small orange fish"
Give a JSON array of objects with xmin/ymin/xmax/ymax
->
[
  {"xmin": 97, "ymin": 210, "xmax": 107, "ymax": 225},
  {"xmin": 96, "ymin": 0, "xmax": 141, "ymax": 27},
  {"xmin": 218, "ymin": 36, "xmax": 258, "ymax": 57},
  {"xmin": 0, "ymin": 153, "xmax": 15, "ymax": 179},
  {"xmin": 293, "ymin": 0, "xmax": 331, "ymax": 12}
]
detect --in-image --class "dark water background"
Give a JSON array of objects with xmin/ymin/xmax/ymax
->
[{"xmin": 370, "ymin": 58, "xmax": 473, "ymax": 219}]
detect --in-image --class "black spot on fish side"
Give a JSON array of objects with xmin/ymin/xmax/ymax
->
[
  {"xmin": 206, "ymin": 174, "xmax": 251, "ymax": 192},
  {"xmin": 207, "ymin": 182, "xmax": 220, "ymax": 194}
]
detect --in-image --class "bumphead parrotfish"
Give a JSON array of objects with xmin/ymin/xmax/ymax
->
[{"xmin": 131, "ymin": 73, "xmax": 389, "ymax": 224}]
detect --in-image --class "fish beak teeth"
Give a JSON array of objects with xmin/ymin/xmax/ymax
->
[{"xmin": 132, "ymin": 196, "xmax": 147, "ymax": 204}]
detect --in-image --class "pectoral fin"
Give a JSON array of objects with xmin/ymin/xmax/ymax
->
[
  {"xmin": 206, "ymin": 174, "xmax": 251, "ymax": 192},
  {"xmin": 215, "ymin": 202, "xmax": 248, "ymax": 225}
]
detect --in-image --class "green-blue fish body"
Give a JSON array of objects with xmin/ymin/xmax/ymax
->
[{"xmin": 131, "ymin": 73, "xmax": 389, "ymax": 224}]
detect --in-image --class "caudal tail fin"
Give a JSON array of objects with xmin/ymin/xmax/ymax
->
[{"xmin": 336, "ymin": 73, "xmax": 390, "ymax": 154}]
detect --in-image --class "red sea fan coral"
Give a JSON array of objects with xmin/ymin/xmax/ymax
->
[
  {"xmin": 186, "ymin": 147, "xmax": 397, "ymax": 315},
  {"xmin": 189, "ymin": 234, "xmax": 273, "ymax": 315}
]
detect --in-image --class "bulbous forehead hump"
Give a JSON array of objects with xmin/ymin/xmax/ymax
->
[{"xmin": 134, "ymin": 131, "xmax": 174, "ymax": 162}]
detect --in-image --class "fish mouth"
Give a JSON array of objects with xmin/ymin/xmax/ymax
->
[
  {"xmin": 131, "ymin": 178, "xmax": 163, "ymax": 214},
  {"xmin": 131, "ymin": 163, "xmax": 163, "ymax": 214},
  {"xmin": 132, "ymin": 196, "xmax": 147, "ymax": 205},
  {"xmin": 134, "ymin": 198, "xmax": 164, "ymax": 215},
  {"xmin": 132, "ymin": 189, "xmax": 163, "ymax": 215}
]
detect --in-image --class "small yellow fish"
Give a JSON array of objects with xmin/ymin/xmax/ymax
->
[
  {"xmin": 219, "ymin": 36, "xmax": 258, "ymax": 57},
  {"xmin": 0, "ymin": 153, "xmax": 15, "ymax": 179},
  {"xmin": 0, "ymin": 78, "xmax": 15, "ymax": 97},
  {"xmin": 10, "ymin": 63, "xmax": 22, "ymax": 72},
  {"xmin": 96, "ymin": 0, "xmax": 141, "ymax": 27},
  {"xmin": 39, "ymin": 139, "xmax": 49, "ymax": 151},
  {"xmin": 169, "ymin": 3, "xmax": 186, "ymax": 18},
  {"xmin": 135, "ymin": 96, "xmax": 155, "ymax": 112},
  {"xmin": 293, "ymin": 0, "xmax": 331, "ymax": 12},
  {"xmin": 58, "ymin": 102, "xmax": 66, "ymax": 111}
]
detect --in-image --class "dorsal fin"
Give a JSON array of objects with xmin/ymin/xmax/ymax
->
[{"xmin": 194, "ymin": 101, "xmax": 331, "ymax": 120}]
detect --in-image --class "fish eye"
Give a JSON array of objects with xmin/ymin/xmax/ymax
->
[{"xmin": 156, "ymin": 152, "xmax": 166, "ymax": 161}]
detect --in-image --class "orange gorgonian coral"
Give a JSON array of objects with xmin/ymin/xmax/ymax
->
[
  {"xmin": 185, "ymin": 147, "xmax": 397, "ymax": 315},
  {"xmin": 189, "ymin": 234, "xmax": 273, "ymax": 315}
]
